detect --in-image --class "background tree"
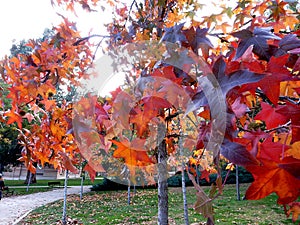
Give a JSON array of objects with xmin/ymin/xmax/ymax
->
[{"xmin": 0, "ymin": 80, "xmax": 23, "ymax": 172}]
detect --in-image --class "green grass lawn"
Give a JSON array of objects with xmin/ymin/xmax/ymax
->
[
  {"xmin": 18, "ymin": 183, "xmax": 294, "ymax": 225},
  {"xmin": 5, "ymin": 178, "xmax": 96, "ymax": 186},
  {"xmin": 4, "ymin": 178, "xmax": 98, "ymax": 196}
]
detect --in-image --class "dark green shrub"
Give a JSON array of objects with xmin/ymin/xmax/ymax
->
[
  {"xmin": 91, "ymin": 166, "xmax": 254, "ymax": 191},
  {"xmin": 91, "ymin": 177, "xmax": 157, "ymax": 191}
]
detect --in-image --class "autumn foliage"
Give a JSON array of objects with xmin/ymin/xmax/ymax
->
[{"xmin": 1, "ymin": 0, "xmax": 300, "ymax": 223}]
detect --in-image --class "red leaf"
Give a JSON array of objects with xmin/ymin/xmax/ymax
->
[
  {"xmin": 60, "ymin": 152, "xmax": 79, "ymax": 174},
  {"xmin": 255, "ymin": 102, "xmax": 289, "ymax": 129},
  {"xmin": 141, "ymin": 96, "xmax": 172, "ymax": 113},
  {"xmin": 240, "ymin": 55, "xmax": 292, "ymax": 105},
  {"xmin": 276, "ymin": 101, "xmax": 300, "ymax": 143},
  {"xmin": 200, "ymin": 169, "xmax": 210, "ymax": 183},
  {"xmin": 151, "ymin": 66, "xmax": 182, "ymax": 84},
  {"xmin": 242, "ymin": 131, "xmax": 270, "ymax": 157},
  {"xmin": 84, "ymin": 163, "xmax": 96, "ymax": 182},
  {"xmin": 259, "ymin": 137, "xmax": 290, "ymax": 162}
]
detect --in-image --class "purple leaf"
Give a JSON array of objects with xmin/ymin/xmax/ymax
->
[
  {"xmin": 232, "ymin": 27, "xmax": 281, "ymax": 60},
  {"xmin": 220, "ymin": 139, "xmax": 259, "ymax": 166}
]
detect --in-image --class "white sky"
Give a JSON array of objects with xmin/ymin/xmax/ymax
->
[
  {"xmin": 0, "ymin": 0, "xmax": 111, "ymax": 57},
  {"xmin": 0, "ymin": 1, "xmax": 232, "ymax": 58}
]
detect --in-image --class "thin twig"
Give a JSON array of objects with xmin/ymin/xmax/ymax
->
[
  {"xmin": 124, "ymin": 0, "xmax": 137, "ymax": 28},
  {"xmin": 265, "ymin": 121, "xmax": 291, "ymax": 133},
  {"xmin": 186, "ymin": 114, "xmax": 198, "ymax": 128},
  {"xmin": 92, "ymin": 37, "xmax": 105, "ymax": 60},
  {"xmin": 73, "ymin": 34, "xmax": 111, "ymax": 46}
]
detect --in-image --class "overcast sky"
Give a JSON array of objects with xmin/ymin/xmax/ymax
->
[
  {"xmin": 0, "ymin": 0, "xmax": 110, "ymax": 57},
  {"xmin": 0, "ymin": 1, "xmax": 235, "ymax": 57}
]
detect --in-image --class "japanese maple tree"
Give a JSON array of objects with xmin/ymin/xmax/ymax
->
[{"xmin": 1, "ymin": 0, "xmax": 300, "ymax": 224}]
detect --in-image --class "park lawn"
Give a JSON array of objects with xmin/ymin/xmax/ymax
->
[
  {"xmin": 10, "ymin": 187, "xmax": 51, "ymax": 196},
  {"xmin": 5, "ymin": 178, "xmax": 96, "ymax": 186},
  {"xmin": 4, "ymin": 178, "xmax": 98, "ymax": 196},
  {"xmin": 19, "ymin": 183, "xmax": 294, "ymax": 225}
]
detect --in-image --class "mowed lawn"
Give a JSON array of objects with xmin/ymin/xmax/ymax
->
[
  {"xmin": 4, "ymin": 179, "xmax": 95, "ymax": 196},
  {"xmin": 18, "ymin": 183, "xmax": 294, "ymax": 225}
]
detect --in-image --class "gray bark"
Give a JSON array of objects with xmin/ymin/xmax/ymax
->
[
  {"xmin": 236, "ymin": 165, "xmax": 240, "ymax": 201},
  {"xmin": 158, "ymin": 138, "xmax": 168, "ymax": 225},
  {"xmin": 80, "ymin": 175, "xmax": 84, "ymax": 200},
  {"xmin": 26, "ymin": 172, "xmax": 32, "ymax": 192},
  {"xmin": 127, "ymin": 184, "xmax": 131, "ymax": 205},
  {"xmin": 24, "ymin": 170, "xmax": 36, "ymax": 185}
]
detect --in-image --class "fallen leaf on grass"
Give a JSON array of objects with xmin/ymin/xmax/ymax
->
[{"xmin": 287, "ymin": 202, "xmax": 300, "ymax": 222}]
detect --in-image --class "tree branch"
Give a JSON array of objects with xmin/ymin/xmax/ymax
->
[{"xmin": 73, "ymin": 34, "xmax": 111, "ymax": 46}]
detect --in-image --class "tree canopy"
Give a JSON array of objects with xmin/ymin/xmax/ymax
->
[{"xmin": 1, "ymin": 0, "xmax": 300, "ymax": 223}]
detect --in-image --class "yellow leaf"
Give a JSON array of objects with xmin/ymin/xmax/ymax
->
[
  {"xmin": 285, "ymin": 141, "xmax": 300, "ymax": 160},
  {"xmin": 225, "ymin": 163, "xmax": 235, "ymax": 171},
  {"xmin": 277, "ymin": 133, "xmax": 292, "ymax": 145},
  {"xmin": 189, "ymin": 157, "xmax": 197, "ymax": 165},
  {"xmin": 280, "ymin": 81, "xmax": 300, "ymax": 98},
  {"xmin": 283, "ymin": 16, "xmax": 299, "ymax": 31},
  {"xmin": 194, "ymin": 149, "xmax": 203, "ymax": 157}
]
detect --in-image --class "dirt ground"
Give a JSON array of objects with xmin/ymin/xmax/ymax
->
[{"xmin": 0, "ymin": 186, "xmax": 91, "ymax": 225}]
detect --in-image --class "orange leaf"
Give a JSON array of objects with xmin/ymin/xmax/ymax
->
[
  {"xmin": 40, "ymin": 99, "xmax": 56, "ymax": 111},
  {"xmin": 245, "ymin": 159, "xmax": 300, "ymax": 204},
  {"xmin": 112, "ymin": 138, "xmax": 153, "ymax": 166},
  {"xmin": 287, "ymin": 202, "xmax": 300, "ymax": 222},
  {"xmin": 285, "ymin": 141, "xmax": 300, "ymax": 160},
  {"xmin": 28, "ymin": 162, "xmax": 36, "ymax": 174},
  {"xmin": 189, "ymin": 157, "xmax": 197, "ymax": 165},
  {"xmin": 4, "ymin": 108, "xmax": 23, "ymax": 129},
  {"xmin": 198, "ymin": 107, "xmax": 210, "ymax": 120}
]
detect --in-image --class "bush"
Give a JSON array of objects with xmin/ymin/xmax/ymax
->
[
  {"xmin": 91, "ymin": 178, "xmax": 128, "ymax": 191},
  {"xmin": 90, "ymin": 178, "xmax": 157, "ymax": 191},
  {"xmin": 91, "ymin": 166, "xmax": 254, "ymax": 191}
]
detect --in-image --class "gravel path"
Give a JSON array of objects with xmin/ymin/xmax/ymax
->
[{"xmin": 0, "ymin": 186, "xmax": 91, "ymax": 225}]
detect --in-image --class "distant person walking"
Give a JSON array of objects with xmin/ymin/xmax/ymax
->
[{"xmin": 0, "ymin": 174, "xmax": 5, "ymax": 200}]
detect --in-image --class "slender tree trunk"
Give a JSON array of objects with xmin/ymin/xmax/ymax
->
[
  {"xmin": 158, "ymin": 137, "xmax": 168, "ymax": 225},
  {"xmin": 196, "ymin": 164, "xmax": 200, "ymax": 185},
  {"xmin": 62, "ymin": 170, "xmax": 68, "ymax": 225},
  {"xmin": 26, "ymin": 172, "xmax": 32, "ymax": 192},
  {"xmin": 127, "ymin": 183, "xmax": 131, "ymax": 205},
  {"xmin": 236, "ymin": 165, "xmax": 240, "ymax": 201},
  {"xmin": 19, "ymin": 164, "xmax": 22, "ymax": 180},
  {"xmin": 179, "ymin": 134, "xmax": 189, "ymax": 225},
  {"xmin": 24, "ymin": 170, "xmax": 36, "ymax": 184},
  {"xmin": 80, "ymin": 175, "xmax": 84, "ymax": 201}
]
